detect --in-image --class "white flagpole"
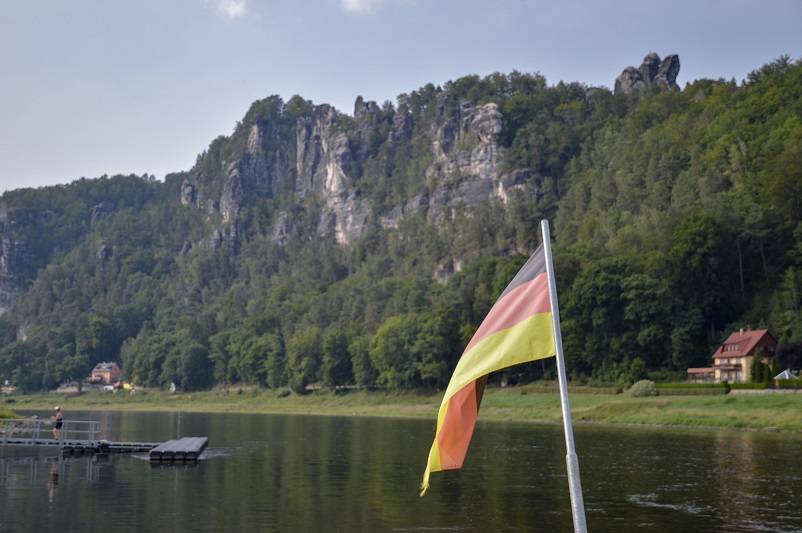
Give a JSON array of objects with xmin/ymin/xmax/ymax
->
[{"xmin": 541, "ymin": 219, "xmax": 587, "ymax": 533}]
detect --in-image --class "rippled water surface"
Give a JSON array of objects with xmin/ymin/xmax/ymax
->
[{"xmin": 2, "ymin": 410, "xmax": 802, "ymax": 532}]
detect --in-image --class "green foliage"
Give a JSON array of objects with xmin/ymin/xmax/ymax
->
[
  {"xmin": 322, "ymin": 328, "xmax": 354, "ymax": 388},
  {"xmin": 286, "ymin": 326, "xmax": 323, "ymax": 393},
  {"xmin": 777, "ymin": 342, "xmax": 802, "ymax": 372},
  {"xmin": 729, "ymin": 382, "xmax": 770, "ymax": 390},
  {"xmin": 2, "ymin": 56, "xmax": 801, "ymax": 394},
  {"xmin": 750, "ymin": 355, "xmax": 763, "ymax": 383},
  {"xmin": 628, "ymin": 379, "xmax": 658, "ymax": 397}
]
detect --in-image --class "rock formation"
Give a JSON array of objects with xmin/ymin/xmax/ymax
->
[
  {"xmin": 185, "ymin": 91, "xmax": 548, "ymax": 249},
  {"xmin": 0, "ymin": 237, "xmax": 23, "ymax": 315},
  {"xmin": 615, "ymin": 53, "xmax": 680, "ymax": 95},
  {"xmin": 0, "ymin": 82, "xmax": 558, "ymax": 311},
  {"xmin": 0, "ymin": 200, "xmax": 28, "ymax": 315}
]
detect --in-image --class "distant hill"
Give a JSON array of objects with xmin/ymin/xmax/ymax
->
[{"xmin": 1, "ymin": 54, "xmax": 800, "ymax": 393}]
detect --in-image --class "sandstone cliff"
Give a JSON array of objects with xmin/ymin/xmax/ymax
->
[{"xmin": 186, "ymin": 90, "xmax": 546, "ymax": 253}]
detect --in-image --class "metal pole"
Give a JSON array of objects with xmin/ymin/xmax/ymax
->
[{"xmin": 541, "ymin": 219, "xmax": 587, "ymax": 533}]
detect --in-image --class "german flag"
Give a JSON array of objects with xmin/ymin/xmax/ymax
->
[{"xmin": 420, "ymin": 244, "xmax": 556, "ymax": 495}]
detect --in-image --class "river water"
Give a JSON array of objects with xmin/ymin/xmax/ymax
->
[{"xmin": 2, "ymin": 410, "xmax": 802, "ymax": 532}]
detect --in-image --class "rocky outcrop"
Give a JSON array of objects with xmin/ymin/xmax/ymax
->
[
  {"xmin": 89, "ymin": 204, "xmax": 107, "ymax": 229},
  {"xmin": 181, "ymin": 180, "xmax": 197, "ymax": 206},
  {"xmin": 96, "ymin": 240, "xmax": 112, "ymax": 260},
  {"xmin": 433, "ymin": 99, "xmax": 503, "ymax": 179},
  {"xmin": 416, "ymin": 91, "xmax": 542, "ymax": 223},
  {"xmin": 654, "ymin": 54, "xmax": 681, "ymax": 88},
  {"xmin": 615, "ymin": 53, "xmax": 680, "ymax": 95},
  {"xmin": 242, "ymin": 122, "xmax": 293, "ymax": 198},
  {"xmin": 0, "ymin": 237, "xmax": 24, "ymax": 315},
  {"xmin": 220, "ymin": 162, "xmax": 243, "ymax": 225},
  {"xmin": 295, "ymin": 104, "xmax": 371, "ymax": 244},
  {"xmin": 188, "ymin": 91, "xmax": 547, "ymax": 249},
  {"xmin": 0, "ymin": 201, "xmax": 28, "ymax": 314}
]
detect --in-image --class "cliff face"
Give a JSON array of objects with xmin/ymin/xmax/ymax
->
[
  {"xmin": 189, "ymin": 91, "xmax": 545, "ymax": 249},
  {"xmin": 295, "ymin": 103, "xmax": 371, "ymax": 245},
  {"xmin": 0, "ymin": 88, "xmax": 549, "ymax": 313},
  {"xmin": 0, "ymin": 56, "xmax": 684, "ymax": 315},
  {"xmin": 0, "ymin": 238, "xmax": 23, "ymax": 314},
  {"xmin": 0, "ymin": 200, "xmax": 26, "ymax": 314},
  {"xmin": 187, "ymin": 51, "xmax": 691, "ymax": 261}
]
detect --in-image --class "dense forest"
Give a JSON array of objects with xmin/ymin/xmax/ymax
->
[{"xmin": 1, "ymin": 55, "xmax": 800, "ymax": 393}]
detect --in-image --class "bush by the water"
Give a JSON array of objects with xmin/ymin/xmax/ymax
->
[{"xmin": 629, "ymin": 380, "xmax": 658, "ymax": 397}]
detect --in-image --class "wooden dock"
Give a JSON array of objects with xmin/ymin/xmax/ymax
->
[{"xmin": 1, "ymin": 418, "xmax": 208, "ymax": 462}]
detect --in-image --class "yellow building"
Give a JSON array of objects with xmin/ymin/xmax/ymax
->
[{"xmin": 688, "ymin": 328, "xmax": 778, "ymax": 384}]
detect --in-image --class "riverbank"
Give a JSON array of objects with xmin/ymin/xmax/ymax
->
[{"xmin": 5, "ymin": 384, "xmax": 802, "ymax": 431}]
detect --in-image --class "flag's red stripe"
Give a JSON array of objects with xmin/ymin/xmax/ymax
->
[
  {"xmin": 436, "ymin": 383, "xmax": 479, "ymax": 469},
  {"xmin": 463, "ymin": 273, "xmax": 551, "ymax": 353}
]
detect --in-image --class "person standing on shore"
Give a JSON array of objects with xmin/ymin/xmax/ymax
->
[{"xmin": 51, "ymin": 406, "xmax": 63, "ymax": 440}]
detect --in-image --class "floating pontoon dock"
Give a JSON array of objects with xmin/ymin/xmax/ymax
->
[{"xmin": 1, "ymin": 418, "xmax": 208, "ymax": 462}]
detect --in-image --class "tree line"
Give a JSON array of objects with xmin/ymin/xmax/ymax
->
[{"xmin": 0, "ymin": 56, "xmax": 800, "ymax": 392}]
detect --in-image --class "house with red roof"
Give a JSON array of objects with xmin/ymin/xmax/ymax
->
[
  {"xmin": 90, "ymin": 362, "xmax": 122, "ymax": 385},
  {"xmin": 687, "ymin": 328, "xmax": 778, "ymax": 384}
]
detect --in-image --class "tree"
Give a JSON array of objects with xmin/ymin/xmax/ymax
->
[
  {"xmin": 776, "ymin": 342, "xmax": 802, "ymax": 373},
  {"xmin": 627, "ymin": 358, "xmax": 648, "ymax": 384},
  {"xmin": 410, "ymin": 309, "xmax": 460, "ymax": 389},
  {"xmin": 322, "ymin": 329, "xmax": 353, "ymax": 389},
  {"xmin": 264, "ymin": 333, "xmax": 286, "ymax": 389},
  {"xmin": 286, "ymin": 326, "xmax": 323, "ymax": 393},
  {"xmin": 77, "ymin": 315, "xmax": 118, "ymax": 365},
  {"xmin": 562, "ymin": 258, "xmax": 632, "ymax": 374},
  {"xmin": 349, "ymin": 335, "xmax": 376, "ymax": 389},
  {"xmin": 180, "ymin": 341, "xmax": 211, "ymax": 391},
  {"xmin": 208, "ymin": 330, "xmax": 234, "ymax": 385},
  {"xmin": 369, "ymin": 314, "xmax": 422, "ymax": 390},
  {"xmin": 56, "ymin": 353, "xmax": 91, "ymax": 385},
  {"xmin": 750, "ymin": 354, "xmax": 763, "ymax": 383},
  {"xmin": 771, "ymin": 267, "xmax": 802, "ymax": 342},
  {"xmin": 669, "ymin": 212, "xmax": 736, "ymax": 331}
]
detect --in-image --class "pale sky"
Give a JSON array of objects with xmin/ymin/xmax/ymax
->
[{"xmin": 2, "ymin": 0, "xmax": 800, "ymax": 194}]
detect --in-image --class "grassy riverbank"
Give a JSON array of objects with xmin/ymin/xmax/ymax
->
[{"xmin": 4, "ymin": 384, "xmax": 802, "ymax": 431}]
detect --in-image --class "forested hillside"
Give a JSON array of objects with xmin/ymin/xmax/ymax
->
[{"xmin": 1, "ymin": 55, "xmax": 800, "ymax": 393}]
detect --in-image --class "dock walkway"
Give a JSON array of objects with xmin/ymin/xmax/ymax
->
[
  {"xmin": 1, "ymin": 418, "xmax": 207, "ymax": 462},
  {"xmin": 149, "ymin": 437, "xmax": 208, "ymax": 462}
]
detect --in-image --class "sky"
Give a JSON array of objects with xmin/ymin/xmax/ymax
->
[{"xmin": 2, "ymin": 0, "xmax": 801, "ymax": 194}]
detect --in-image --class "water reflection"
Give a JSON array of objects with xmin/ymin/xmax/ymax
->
[
  {"xmin": 48, "ymin": 460, "xmax": 60, "ymax": 504},
  {"xmin": 1, "ymin": 411, "xmax": 802, "ymax": 532}
]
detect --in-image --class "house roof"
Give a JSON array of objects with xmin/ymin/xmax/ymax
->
[
  {"xmin": 92, "ymin": 362, "xmax": 120, "ymax": 372},
  {"xmin": 712, "ymin": 329, "xmax": 777, "ymax": 359}
]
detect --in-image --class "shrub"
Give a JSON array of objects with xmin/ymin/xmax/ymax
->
[{"xmin": 629, "ymin": 380, "xmax": 658, "ymax": 397}]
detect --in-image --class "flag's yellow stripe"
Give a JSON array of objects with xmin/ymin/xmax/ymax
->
[
  {"xmin": 441, "ymin": 311, "xmax": 555, "ymax": 402},
  {"xmin": 420, "ymin": 311, "xmax": 555, "ymax": 495}
]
